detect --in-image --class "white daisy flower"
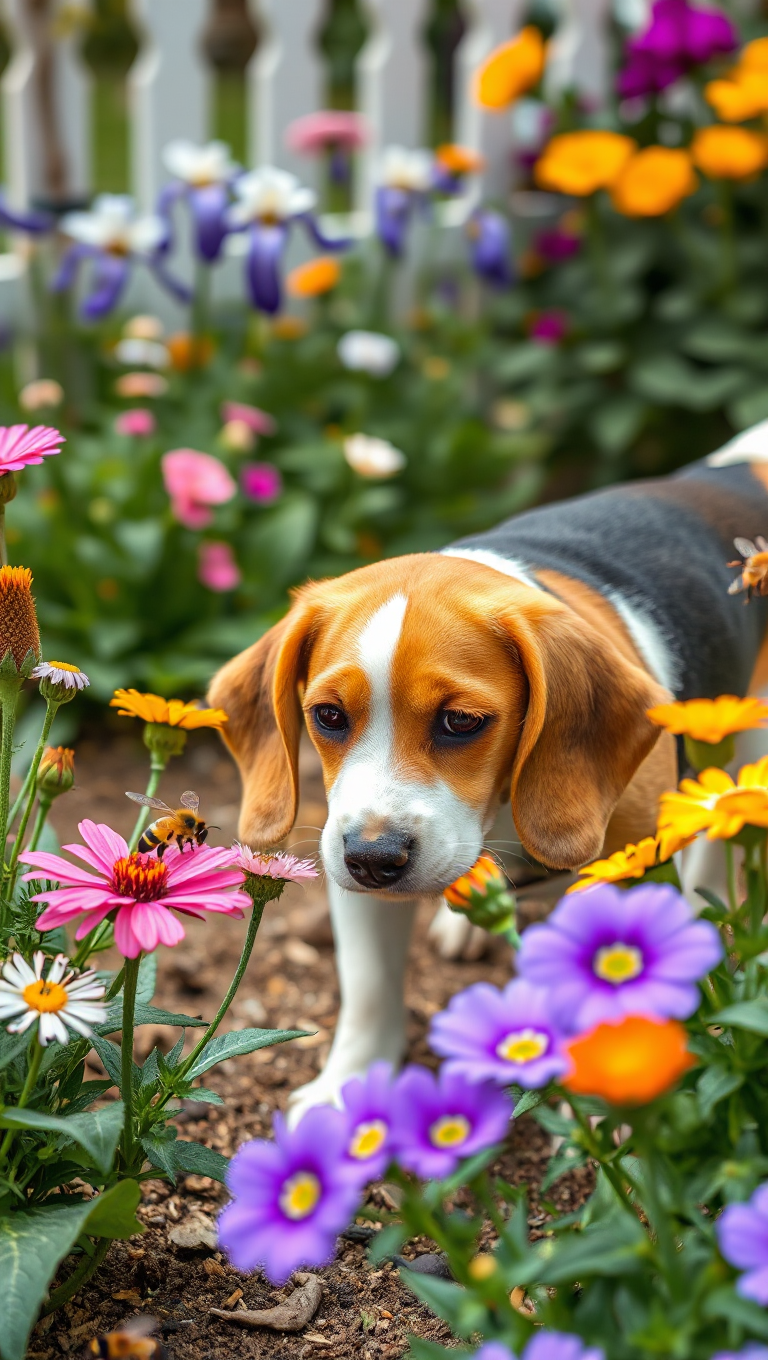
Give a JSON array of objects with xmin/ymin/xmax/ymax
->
[
  {"xmin": 343, "ymin": 433, "xmax": 406, "ymax": 479},
  {"xmin": 337, "ymin": 330, "xmax": 400, "ymax": 378},
  {"xmin": 229, "ymin": 167, "xmax": 317, "ymax": 227},
  {"xmin": 31, "ymin": 661, "xmax": 90, "ymax": 691},
  {"xmin": 379, "ymin": 146, "xmax": 434, "ymax": 193},
  {"xmin": 114, "ymin": 338, "xmax": 170, "ymax": 370},
  {"xmin": 60, "ymin": 194, "xmax": 166, "ymax": 256},
  {"xmin": 163, "ymin": 139, "xmax": 238, "ymax": 187},
  {"xmin": 0, "ymin": 952, "xmax": 107, "ymax": 1046}
]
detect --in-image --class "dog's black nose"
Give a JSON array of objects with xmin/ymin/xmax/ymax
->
[{"xmin": 343, "ymin": 833, "xmax": 413, "ymax": 889}]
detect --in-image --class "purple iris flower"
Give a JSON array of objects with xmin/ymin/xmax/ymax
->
[
  {"xmin": 389, "ymin": 1064, "xmax": 512, "ymax": 1180},
  {"xmin": 160, "ymin": 140, "xmax": 239, "ymax": 263},
  {"xmin": 340, "ymin": 1061, "xmax": 395, "ymax": 1183},
  {"xmin": 717, "ymin": 1183, "xmax": 768, "ymax": 1304},
  {"xmin": 516, "ymin": 883, "xmax": 722, "ymax": 1034},
  {"xmin": 618, "ymin": 0, "xmax": 737, "ymax": 97},
  {"xmin": 429, "ymin": 979, "xmax": 569, "ymax": 1089},
  {"xmin": 217, "ymin": 1106, "xmax": 363, "ymax": 1285},
  {"xmin": 475, "ymin": 1335, "xmax": 604, "ymax": 1360},
  {"xmin": 468, "ymin": 209, "xmax": 513, "ymax": 288},
  {"xmin": 0, "ymin": 194, "xmax": 52, "ymax": 235},
  {"xmin": 374, "ymin": 147, "xmax": 434, "ymax": 257},
  {"xmin": 227, "ymin": 166, "xmax": 348, "ymax": 314}
]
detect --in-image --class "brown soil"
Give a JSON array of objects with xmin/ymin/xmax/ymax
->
[{"xmin": 26, "ymin": 730, "xmax": 592, "ymax": 1360}]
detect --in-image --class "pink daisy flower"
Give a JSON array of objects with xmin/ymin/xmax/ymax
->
[
  {"xmin": 220, "ymin": 401, "xmax": 277, "ymax": 436},
  {"xmin": 232, "ymin": 843, "xmax": 318, "ymax": 883},
  {"xmin": 0, "ymin": 424, "xmax": 65, "ymax": 471},
  {"xmin": 20, "ymin": 820, "xmax": 250, "ymax": 959}
]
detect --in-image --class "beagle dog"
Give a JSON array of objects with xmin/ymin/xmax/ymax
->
[{"xmin": 210, "ymin": 426, "xmax": 768, "ymax": 1121}]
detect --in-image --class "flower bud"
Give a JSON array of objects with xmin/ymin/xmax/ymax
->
[
  {"xmin": 444, "ymin": 853, "xmax": 518, "ymax": 938},
  {"xmin": 142, "ymin": 721, "xmax": 188, "ymax": 763},
  {"xmin": 37, "ymin": 746, "xmax": 75, "ymax": 798},
  {"xmin": 32, "ymin": 660, "xmax": 90, "ymax": 704},
  {"xmin": 0, "ymin": 472, "xmax": 17, "ymax": 505},
  {"xmin": 0, "ymin": 566, "xmax": 40, "ymax": 676}
]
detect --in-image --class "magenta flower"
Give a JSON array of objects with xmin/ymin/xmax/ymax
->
[
  {"xmin": 618, "ymin": 0, "xmax": 737, "ymax": 97},
  {"xmin": 530, "ymin": 310, "xmax": 568, "ymax": 345},
  {"xmin": 20, "ymin": 820, "xmax": 249, "ymax": 959},
  {"xmin": 0, "ymin": 424, "xmax": 64, "ymax": 472},
  {"xmin": 717, "ymin": 1183, "xmax": 768, "ymax": 1304},
  {"xmin": 218, "ymin": 1107, "xmax": 363, "ymax": 1285},
  {"xmin": 535, "ymin": 227, "xmax": 581, "ymax": 263},
  {"xmin": 197, "ymin": 540, "xmax": 241, "ymax": 592},
  {"xmin": 517, "ymin": 883, "xmax": 723, "ymax": 1034},
  {"xmin": 241, "ymin": 461, "xmax": 282, "ymax": 505},
  {"xmin": 114, "ymin": 408, "xmax": 156, "ymax": 437},
  {"xmin": 340, "ymin": 1062, "xmax": 395, "ymax": 1183},
  {"xmin": 429, "ymin": 979, "xmax": 569, "ymax": 1089},
  {"xmin": 231, "ymin": 845, "xmax": 318, "ymax": 882},
  {"xmin": 389, "ymin": 1065, "xmax": 512, "ymax": 1179},
  {"xmin": 161, "ymin": 448, "xmax": 236, "ymax": 529},
  {"xmin": 220, "ymin": 401, "xmax": 277, "ymax": 436}
]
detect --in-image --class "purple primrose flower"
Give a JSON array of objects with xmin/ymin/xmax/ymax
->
[
  {"xmin": 340, "ymin": 1060, "xmax": 395, "ymax": 1183},
  {"xmin": 161, "ymin": 139, "xmax": 239, "ymax": 263},
  {"xmin": 717, "ymin": 1183, "xmax": 768, "ymax": 1304},
  {"xmin": 618, "ymin": 0, "xmax": 737, "ymax": 97},
  {"xmin": 475, "ymin": 1335, "xmax": 604, "ymax": 1360},
  {"xmin": 429, "ymin": 979, "xmax": 569, "ymax": 1089},
  {"xmin": 516, "ymin": 883, "xmax": 722, "ymax": 1034},
  {"xmin": 389, "ymin": 1064, "xmax": 512, "ymax": 1180},
  {"xmin": 218, "ymin": 1106, "xmax": 362, "ymax": 1285},
  {"xmin": 468, "ymin": 209, "xmax": 513, "ymax": 288}
]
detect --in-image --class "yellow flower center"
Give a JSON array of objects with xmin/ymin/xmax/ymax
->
[
  {"xmin": 349, "ymin": 1119, "xmax": 388, "ymax": 1160},
  {"xmin": 279, "ymin": 1172, "xmax": 321, "ymax": 1220},
  {"xmin": 22, "ymin": 979, "xmax": 68, "ymax": 1013},
  {"xmin": 46, "ymin": 661, "xmax": 80, "ymax": 672},
  {"xmin": 593, "ymin": 943, "xmax": 644, "ymax": 984},
  {"xmin": 429, "ymin": 1114, "xmax": 471, "ymax": 1149},
  {"xmin": 496, "ymin": 1028, "xmax": 549, "ymax": 1064},
  {"xmin": 111, "ymin": 854, "xmax": 168, "ymax": 901}
]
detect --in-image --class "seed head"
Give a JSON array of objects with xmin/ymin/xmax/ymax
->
[{"xmin": 0, "ymin": 566, "xmax": 40, "ymax": 672}]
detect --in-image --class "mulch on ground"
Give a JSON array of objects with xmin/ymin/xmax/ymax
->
[{"xmin": 25, "ymin": 728, "xmax": 592, "ymax": 1360}]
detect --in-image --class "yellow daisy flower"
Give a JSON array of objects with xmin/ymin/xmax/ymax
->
[
  {"xmin": 567, "ymin": 837, "xmax": 659, "ymax": 893},
  {"xmin": 658, "ymin": 756, "xmax": 768, "ymax": 842},
  {"xmin": 647, "ymin": 695, "xmax": 768, "ymax": 744},
  {"xmin": 110, "ymin": 688, "xmax": 228, "ymax": 731}
]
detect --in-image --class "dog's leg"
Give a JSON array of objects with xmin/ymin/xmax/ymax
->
[{"xmin": 287, "ymin": 880, "xmax": 418, "ymax": 1125}]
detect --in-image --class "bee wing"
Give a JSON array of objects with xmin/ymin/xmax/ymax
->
[
  {"xmin": 728, "ymin": 578, "xmax": 746, "ymax": 594},
  {"xmin": 125, "ymin": 792, "xmax": 173, "ymax": 813},
  {"xmin": 179, "ymin": 790, "xmax": 200, "ymax": 812},
  {"xmin": 757, "ymin": 536, "xmax": 768, "ymax": 553},
  {"xmin": 734, "ymin": 537, "xmax": 758, "ymax": 558},
  {"xmin": 113, "ymin": 1317, "xmax": 159, "ymax": 1338}
]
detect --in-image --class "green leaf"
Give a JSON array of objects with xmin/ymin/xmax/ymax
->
[
  {"xmin": 711, "ymin": 999, "xmax": 768, "ymax": 1036},
  {"xmin": 88, "ymin": 1032, "xmax": 129, "ymax": 1088},
  {"xmin": 729, "ymin": 385, "xmax": 768, "ymax": 430},
  {"xmin": 494, "ymin": 343, "xmax": 555, "ymax": 384},
  {"xmin": 697, "ymin": 1065, "xmax": 744, "ymax": 1119},
  {"xmin": 589, "ymin": 396, "xmax": 646, "ymax": 456},
  {"xmin": 510, "ymin": 1086, "xmax": 550, "ymax": 1119},
  {"xmin": 167, "ymin": 1138, "xmax": 230, "ymax": 1183},
  {"xmin": 368, "ymin": 1224, "xmax": 407, "ymax": 1266},
  {"xmin": 141, "ymin": 1134, "xmax": 176, "ymax": 1179},
  {"xmin": 629, "ymin": 354, "xmax": 746, "ymax": 411},
  {"xmin": 0, "ymin": 1103, "xmax": 123, "ymax": 1176},
  {"xmin": 533, "ymin": 1216, "xmax": 646, "ymax": 1286},
  {"xmin": 83, "ymin": 1180, "xmax": 143, "ymax": 1239},
  {"xmin": 400, "ymin": 1273, "xmax": 486, "ymax": 1339},
  {"xmin": 704, "ymin": 1284, "xmax": 768, "ymax": 1339},
  {"xmin": 0, "ymin": 1033, "xmax": 28, "ymax": 1074},
  {"xmin": 136, "ymin": 953, "xmax": 157, "ymax": 1004},
  {"xmin": 186, "ymin": 1028, "xmax": 304, "ymax": 1079},
  {"xmin": 184, "ymin": 1087, "xmax": 224, "ymax": 1106},
  {"xmin": 406, "ymin": 1341, "xmax": 473, "ymax": 1360},
  {"xmin": 97, "ymin": 1002, "xmax": 207, "ymax": 1034}
]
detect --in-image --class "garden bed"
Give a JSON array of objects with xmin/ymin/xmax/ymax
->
[{"xmin": 29, "ymin": 731, "xmax": 590, "ymax": 1360}]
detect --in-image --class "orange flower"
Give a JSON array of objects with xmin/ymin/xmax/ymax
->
[
  {"xmin": 647, "ymin": 695, "xmax": 768, "ymax": 744},
  {"xmin": 445, "ymin": 853, "xmax": 505, "ymax": 910},
  {"xmin": 611, "ymin": 146, "xmax": 697, "ymax": 217},
  {"xmin": 705, "ymin": 73, "xmax": 768, "ymax": 123},
  {"xmin": 0, "ymin": 565, "xmax": 40, "ymax": 669},
  {"xmin": 110, "ymin": 689, "xmax": 228, "ymax": 731},
  {"xmin": 271, "ymin": 316, "xmax": 309, "ymax": 341},
  {"xmin": 658, "ymin": 756, "xmax": 768, "ymax": 841},
  {"xmin": 435, "ymin": 144, "xmax": 486, "ymax": 176},
  {"xmin": 535, "ymin": 131, "xmax": 636, "ymax": 197},
  {"xmin": 286, "ymin": 256, "xmax": 341, "ymax": 299},
  {"xmin": 474, "ymin": 27, "xmax": 545, "ymax": 110},
  {"xmin": 166, "ymin": 332, "xmax": 214, "ymax": 371},
  {"xmin": 741, "ymin": 36, "xmax": 768, "ymax": 73},
  {"xmin": 37, "ymin": 746, "xmax": 75, "ymax": 796},
  {"xmin": 691, "ymin": 125, "xmax": 768, "ymax": 180},
  {"xmin": 563, "ymin": 1015, "xmax": 695, "ymax": 1104}
]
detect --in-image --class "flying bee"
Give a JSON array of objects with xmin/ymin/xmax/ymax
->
[
  {"xmin": 728, "ymin": 535, "xmax": 768, "ymax": 602},
  {"xmin": 87, "ymin": 1316, "xmax": 165, "ymax": 1360},
  {"xmin": 124, "ymin": 789, "xmax": 214, "ymax": 857}
]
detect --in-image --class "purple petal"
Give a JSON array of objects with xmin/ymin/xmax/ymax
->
[
  {"xmin": 246, "ymin": 222, "xmax": 288, "ymax": 314},
  {"xmin": 81, "ymin": 253, "xmax": 131, "ymax": 320},
  {"xmin": 191, "ymin": 183, "xmax": 229, "ymax": 261}
]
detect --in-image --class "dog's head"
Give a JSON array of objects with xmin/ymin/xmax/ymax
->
[{"xmin": 209, "ymin": 554, "xmax": 667, "ymax": 894}]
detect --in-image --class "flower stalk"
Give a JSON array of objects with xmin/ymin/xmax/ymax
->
[
  {"xmin": 120, "ymin": 954, "xmax": 141, "ymax": 1169},
  {"xmin": 0, "ymin": 1035, "xmax": 43, "ymax": 1169},
  {"xmin": 5, "ymin": 697, "xmax": 60, "ymax": 895}
]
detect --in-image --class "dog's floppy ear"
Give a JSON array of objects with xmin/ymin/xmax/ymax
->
[
  {"xmin": 207, "ymin": 593, "xmax": 319, "ymax": 846},
  {"xmin": 501, "ymin": 597, "xmax": 668, "ymax": 869}
]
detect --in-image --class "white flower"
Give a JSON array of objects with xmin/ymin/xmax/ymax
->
[
  {"xmin": 344, "ymin": 433, "xmax": 406, "ymax": 479},
  {"xmin": 229, "ymin": 167, "xmax": 316, "ymax": 227},
  {"xmin": 123, "ymin": 314, "xmax": 164, "ymax": 341},
  {"xmin": 337, "ymin": 330, "xmax": 400, "ymax": 378},
  {"xmin": 114, "ymin": 338, "xmax": 170, "ymax": 369},
  {"xmin": 0, "ymin": 952, "xmax": 106, "ymax": 1046},
  {"xmin": 60, "ymin": 194, "xmax": 166, "ymax": 255},
  {"xmin": 31, "ymin": 661, "xmax": 90, "ymax": 691},
  {"xmin": 379, "ymin": 146, "xmax": 433, "ymax": 193},
  {"xmin": 163, "ymin": 139, "xmax": 238, "ymax": 187}
]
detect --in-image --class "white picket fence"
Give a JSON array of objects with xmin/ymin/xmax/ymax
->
[{"xmin": 0, "ymin": 0, "xmax": 646, "ymax": 317}]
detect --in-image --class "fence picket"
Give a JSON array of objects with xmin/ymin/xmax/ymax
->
[
  {"xmin": 355, "ymin": 0, "xmax": 432, "ymax": 215},
  {"xmin": 247, "ymin": 0, "xmax": 325, "ymax": 191},
  {"xmin": 454, "ymin": 0, "xmax": 529, "ymax": 208},
  {"xmin": 546, "ymin": 0, "xmax": 614, "ymax": 100}
]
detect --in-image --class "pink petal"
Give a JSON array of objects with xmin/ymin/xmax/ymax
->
[
  {"xmin": 28, "ymin": 886, "xmax": 114, "ymax": 910},
  {"xmin": 76, "ymin": 820, "xmax": 129, "ymax": 869},
  {"xmin": 113, "ymin": 906, "xmax": 143, "ymax": 958},
  {"xmin": 74, "ymin": 906, "xmax": 114, "ymax": 936},
  {"xmin": 20, "ymin": 853, "xmax": 105, "ymax": 887}
]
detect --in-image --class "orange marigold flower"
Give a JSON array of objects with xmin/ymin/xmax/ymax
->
[
  {"xmin": 0, "ymin": 565, "xmax": 40, "ymax": 669},
  {"xmin": 563, "ymin": 1015, "xmax": 695, "ymax": 1105},
  {"xmin": 110, "ymin": 688, "xmax": 228, "ymax": 731},
  {"xmin": 535, "ymin": 131, "xmax": 636, "ymax": 197},
  {"xmin": 166, "ymin": 332, "xmax": 214, "ymax": 371},
  {"xmin": 445, "ymin": 852, "xmax": 504, "ymax": 910},
  {"xmin": 610, "ymin": 146, "xmax": 697, "ymax": 217},
  {"xmin": 474, "ymin": 27, "xmax": 545, "ymax": 110},
  {"xmin": 435, "ymin": 144, "xmax": 486, "ymax": 175},
  {"xmin": 286, "ymin": 256, "xmax": 341, "ymax": 298},
  {"xmin": 705, "ymin": 72, "xmax": 768, "ymax": 123},
  {"xmin": 691, "ymin": 125, "xmax": 768, "ymax": 180},
  {"xmin": 271, "ymin": 316, "xmax": 309, "ymax": 341},
  {"xmin": 658, "ymin": 755, "xmax": 768, "ymax": 841},
  {"xmin": 741, "ymin": 36, "xmax": 768, "ymax": 73},
  {"xmin": 647, "ymin": 695, "xmax": 768, "ymax": 744}
]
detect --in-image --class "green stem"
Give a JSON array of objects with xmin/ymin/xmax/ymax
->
[
  {"xmin": 0, "ymin": 1036, "xmax": 43, "ymax": 1168},
  {"xmin": 569, "ymin": 1099, "xmax": 640, "ymax": 1216},
  {"xmin": 8, "ymin": 764, "xmax": 35, "ymax": 834},
  {"xmin": 6, "ymin": 698, "xmax": 59, "ymax": 895},
  {"xmin": 0, "ymin": 504, "xmax": 6, "ymax": 567},
  {"xmin": 717, "ymin": 180, "xmax": 737, "ymax": 295},
  {"xmin": 26, "ymin": 795, "xmax": 53, "ymax": 854},
  {"xmin": 0, "ymin": 677, "xmax": 21, "ymax": 918},
  {"xmin": 191, "ymin": 258, "xmax": 211, "ymax": 345},
  {"xmin": 120, "ymin": 955, "xmax": 141, "ymax": 1169},
  {"xmin": 128, "ymin": 758, "xmax": 166, "ymax": 853},
  {"xmin": 41, "ymin": 1236, "xmax": 111, "ymax": 1318},
  {"xmin": 586, "ymin": 195, "xmax": 612, "ymax": 313},
  {"xmin": 725, "ymin": 841, "xmax": 738, "ymax": 914}
]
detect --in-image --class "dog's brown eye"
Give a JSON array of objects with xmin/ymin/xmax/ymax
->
[
  {"xmin": 314, "ymin": 704, "xmax": 348, "ymax": 733},
  {"xmin": 442, "ymin": 710, "xmax": 485, "ymax": 736}
]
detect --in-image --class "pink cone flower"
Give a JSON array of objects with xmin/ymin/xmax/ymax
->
[
  {"xmin": 198, "ymin": 540, "xmax": 241, "ymax": 592},
  {"xmin": 285, "ymin": 111, "xmax": 368, "ymax": 156},
  {"xmin": 114, "ymin": 408, "xmax": 156, "ymax": 437},
  {"xmin": 241, "ymin": 462, "xmax": 282, "ymax": 505},
  {"xmin": 220, "ymin": 401, "xmax": 277, "ymax": 436},
  {"xmin": 232, "ymin": 844, "xmax": 318, "ymax": 881},
  {"xmin": 20, "ymin": 820, "xmax": 250, "ymax": 959},
  {"xmin": 0, "ymin": 424, "xmax": 65, "ymax": 472},
  {"xmin": 162, "ymin": 448, "xmax": 236, "ymax": 529}
]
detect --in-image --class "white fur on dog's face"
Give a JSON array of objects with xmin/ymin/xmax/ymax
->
[{"xmin": 319, "ymin": 594, "xmax": 486, "ymax": 893}]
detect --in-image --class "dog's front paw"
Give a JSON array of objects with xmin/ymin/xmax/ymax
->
[
  {"xmin": 428, "ymin": 897, "xmax": 489, "ymax": 961},
  {"xmin": 286, "ymin": 1073, "xmax": 345, "ymax": 1128}
]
